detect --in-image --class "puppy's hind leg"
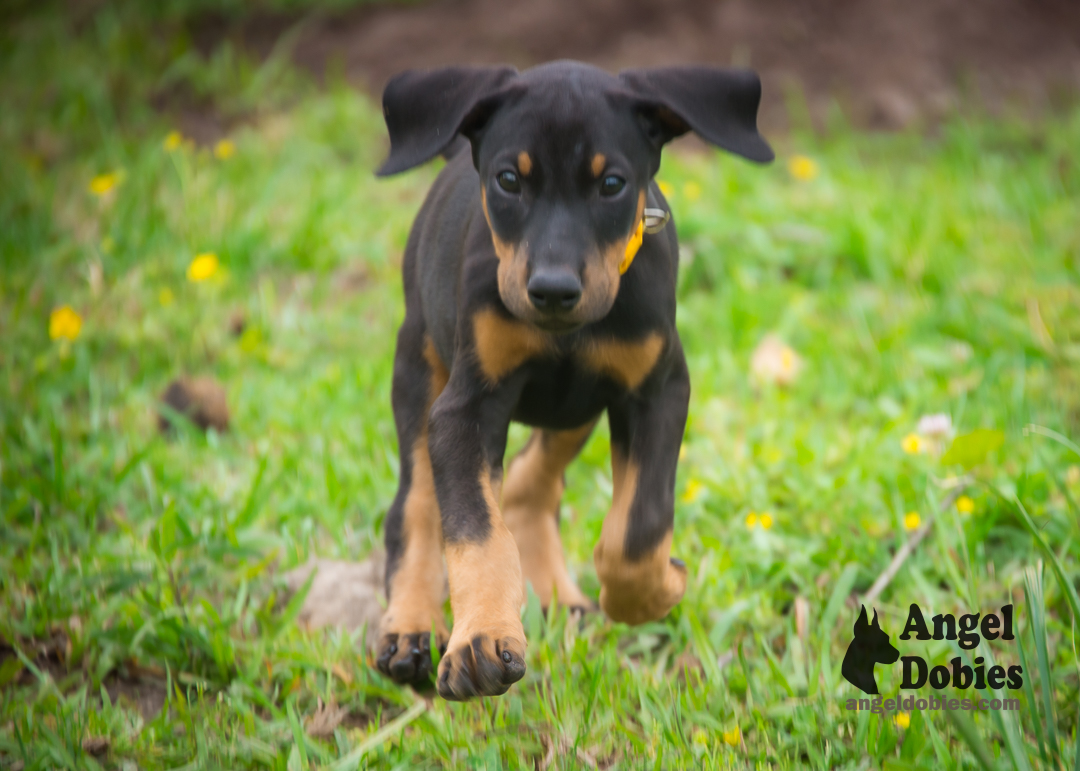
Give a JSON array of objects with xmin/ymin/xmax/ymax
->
[
  {"xmin": 501, "ymin": 422, "xmax": 597, "ymax": 612},
  {"xmin": 376, "ymin": 323, "xmax": 450, "ymax": 688}
]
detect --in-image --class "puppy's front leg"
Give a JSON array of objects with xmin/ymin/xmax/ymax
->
[
  {"xmin": 594, "ymin": 346, "xmax": 691, "ymax": 625},
  {"xmin": 427, "ymin": 371, "xmax": 527, "ymax": 701}
]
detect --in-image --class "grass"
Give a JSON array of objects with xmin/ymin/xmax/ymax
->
[{"xmin": 2, "ymin": 3, "xmax": 1080, "ymax": 769}]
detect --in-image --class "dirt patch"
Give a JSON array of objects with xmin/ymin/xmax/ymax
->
[
  {"xmin": 104, "ymin": 675, "xmax": 168, "ymax": 720},
  {"xmin": 1, "ymin": 639, "xmax": 167, "ymax": 720},
  {"xmin": 149, "ymin": 83, "xmax": 241, "ymax": 146},
  {"xmin": 191, "ymin": 0, "xmax": 1080, "ymax": 131}
]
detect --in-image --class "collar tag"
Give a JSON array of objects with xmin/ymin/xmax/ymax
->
[
  {"xmin": 642, "ymin": 207, "xmax": 670, "ymax": 234},
  {"xmin": 619, "ymin": 207, "xmax": 670, "ymax": 274}
]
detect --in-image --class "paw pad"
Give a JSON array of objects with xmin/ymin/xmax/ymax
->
[
  {"xmin": 437, "ymin": 634, "xmax": 526, "ymax": 701},
  {"xmin": 376, "ymin": 631, "xmax": 445, "ymax": 689}
]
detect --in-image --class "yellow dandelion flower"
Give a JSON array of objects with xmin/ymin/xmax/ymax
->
[
  {"xmin": 187, "ymin": 252, "xmax": 220, "ymax": 282},
  {"xmin": 722, "ymin": 727, "xmax": 740, "ymax": 746},
  {"xmin": 88, "ymin": 171, "xmax": 121, "ymax": 196},
  {"xmin": 49, "ymin": 305, "xmax": 82, "ymax": 341},
  {"xmin": 956, "ymin": 495, "xmax": 975, "ymax": 515},
  {"xmin": 163, "ymin": 131, "xmax": 183, "ymax": 151},
  {"xmin": 903, "ymin": 511, "xmax": 921, "ymax": 531},
  {"xmin": 682, "ymin": 478, "xmax": 704, "ymax": 504},
  {"xmin": 159, "ymin": 288, "xmax": 175, "ymax": 306},
  {"xmin": 895, "ymin": 712, "xmax": 911, "ymax": 729},
  {"xmin": 658, "ymin": 180, "xmax": 674, "ymax": 197},
  {"xmin": 745, "ymin": 512, "xmax": 758, "ymax": 529},
  {"xmin": 788, "ymin": 155, "xmax": 818, "ymax": 181},
  {"xmin": 901, "ymin": 433, "xmax": 923, "ymax": 454},
  {"xmin": 214, "ymin": 139, "xmax": 236, "ymax": 160},
  {"xmin": 684, "ymin": 181, "xmax": 701, "ymax": 201},
  {"xmin": 759, "ymin": 512, "xmax": 774, "ymax": 530}
]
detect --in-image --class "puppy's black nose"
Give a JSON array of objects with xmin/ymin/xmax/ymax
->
[{"xmin": 527, "ymin": 269, "xmax": 581, "ymax": 311}]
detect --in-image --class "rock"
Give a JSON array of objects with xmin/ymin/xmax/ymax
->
[
  {"xmin": 228, "ymin": 310, "xmax": 246, "ymax": 337},
  {"xmin": 81, "ymin": 737, "xmax": 109, "ymax": 757},
  {"xmin": 870, "ymin": 87, "xmax": 918, "ymax": 130},
  {"xmin": 158, "ymin": 377, "xmax": 230, "ymax": 433},
  {"xmin": 283, "ymin": 554, "xmax": 387, "ymax": 645}
]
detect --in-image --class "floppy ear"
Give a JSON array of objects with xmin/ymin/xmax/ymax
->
[
  {"xmin": 618, "ymin": 66, "xmax": 774, "ymax": 163},
  {"xmin": 377, "ymin": 66, "xmax": 518, "ymax": 177}
]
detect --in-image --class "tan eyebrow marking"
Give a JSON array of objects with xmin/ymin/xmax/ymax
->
[
  {"xmin": 517, "ymin": 151, "xmax": 533, "ymax": 176},
  {"xmin": 591, "ymin": 153, "xmax": 606, "ymax": 178}
]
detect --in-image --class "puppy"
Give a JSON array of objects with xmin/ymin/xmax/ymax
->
[{"xmin": 373, "ymin": 61, "xmax": 772, "ymax": 700}]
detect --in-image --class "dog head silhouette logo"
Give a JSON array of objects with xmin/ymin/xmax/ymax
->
[{"xmin": 842, "ymin": 606, "xmax": 900, "ymax": 694}]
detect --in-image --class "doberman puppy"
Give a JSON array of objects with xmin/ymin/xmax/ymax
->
[{"xmin": 374, "ymin": 61, "xmax": 772, "ymax": 701}]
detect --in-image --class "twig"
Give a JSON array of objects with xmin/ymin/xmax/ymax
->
[
  {"xmin": 328, "ymin": 699, "xmax": 427, "ymax": 771},
  {"xmin": 862, "ymin": 487, "xmax": 966, "ymax": 606}
]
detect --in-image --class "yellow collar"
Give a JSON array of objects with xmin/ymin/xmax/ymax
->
[{"xmin": 619, "ymin": 207, "xmax": 670, "ymax": 274}]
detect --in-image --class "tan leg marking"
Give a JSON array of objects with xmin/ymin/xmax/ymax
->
[
  {"xmin": 437, "ymin": 467, "xmax": 527, "ymax": 699},
  {"xmin": 472, "ymin": 307, "xmax": 553, "ymax": 385},
  {"xmin": 380, "ymin": 438, "xmax": 448, "ymax": 637},
  {"xmin": 517, "ymin": 151, "xmax": 533, "ymax": 176},
  {"xmin": 591, "ymin": 153, "xmax": 606, "ymax": 177},
  {"xmin": 377, "ymin": 335, "xmax": 451, "ymax": 679},
  {"xmin": 579, "ymin": 332, "xmax": 665, "ymax": 391},
  {"xmin": 501, "ymin": 424, "xmax": 596, "ymax": 609},
  {"xmin": 593, "ymin": 448, "xmax": 687, "ymax": 625}
]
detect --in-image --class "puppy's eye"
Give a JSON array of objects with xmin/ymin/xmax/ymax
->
[
  {"xmin": 600, "ymin": 175, "xmax": 625, "ymax": 197},
  {"xmin": 496, "ymin": 170, "xmax": 521, "ymax": 193}
]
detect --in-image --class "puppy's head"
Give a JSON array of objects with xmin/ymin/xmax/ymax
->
[{"xmin": 378, "ymin": 62, "xmax": 772, "ymax": 332}]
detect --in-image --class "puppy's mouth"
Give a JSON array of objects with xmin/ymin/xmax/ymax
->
[{"xmin": 532, "ymin": 316, "xmax": 582, "ymax": 334}]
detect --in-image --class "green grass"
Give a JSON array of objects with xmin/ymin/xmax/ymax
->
[{"xmin": 2, "ymin": 4, "xmax": 1080, "ymax": 769}]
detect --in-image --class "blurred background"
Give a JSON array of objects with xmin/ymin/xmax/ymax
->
[
  {"xmin": 149, "ymin": 0, "xmax": 1080, "ymax": 137},
  {"xmin": 2, "ymin": 1, "xmax": 1079, "ymax": 769}
]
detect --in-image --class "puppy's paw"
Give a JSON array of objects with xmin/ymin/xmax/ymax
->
[
  {"xmin": 375, "ymin": 628, "xmax": 448, "ymax": 689},
  {"xmin": 436, "ymin": 631, "xmax": 526, "ymax": 701},
  {"xmin": 598, "ymin": 555, "xmax": 688, "ymax": 625}
]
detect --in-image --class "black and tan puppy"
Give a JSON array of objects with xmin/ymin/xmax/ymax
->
[{"xmin": 374, "ymin": 61, "xmax": 772, "ymax": 701}]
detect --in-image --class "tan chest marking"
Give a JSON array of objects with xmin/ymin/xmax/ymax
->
[
  {"xmin": 472, "ymin": 308, "xmax": 553, "ymax": 385},
  {"xmin": 579, "ymin": 332, "xmax": 665, "ymax": 391}
]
